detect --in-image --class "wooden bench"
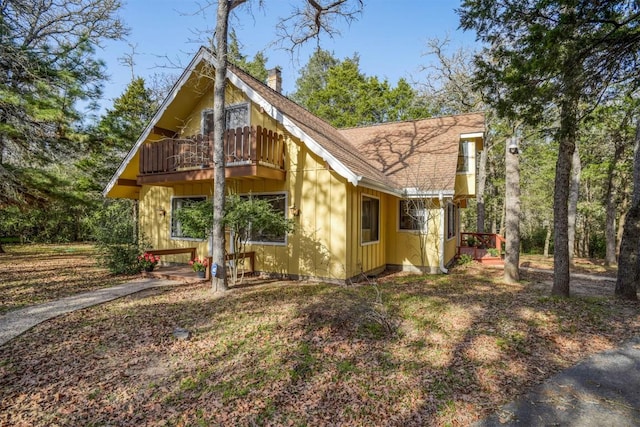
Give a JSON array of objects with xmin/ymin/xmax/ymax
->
[
  {"xmin": 205, "ymin": 251, "xmax": 255, "ymax": 280},
  {"xmin": 147, "ymin": 247, "xmax": 197, "ymax": 262}
]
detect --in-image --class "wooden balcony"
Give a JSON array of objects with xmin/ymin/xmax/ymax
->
[
  {"xmin": 137, "ymin": 126, "xmax": 286, "ymax": 185},
  {"xmin": 458, "ymin": 232, "xmax": 505, "ymax": 265}
]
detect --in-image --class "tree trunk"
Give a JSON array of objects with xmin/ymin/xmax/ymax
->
[
  {"xmin": 0, "ymin": 242, "xmax": 4, "ymax": 254},
  {"xmin": 617, "ymin": 198, "xmax": 628, "ymax": 257},
  {"xmin": 477, "ymin": 142, "xmax": 489, "ymax": 233},
  {"xmin": 504, "ymin": 137, "xmax": 521, "ymax": 283},
  {"xmin": 567, "ymin": 145, "xmax": 580, "ymax": 262},
  {"xmin": 616, "ymin": 122, "xmax": 640, "ymax": 300},
  {"xmin": 543, "ymin": 220, "xmax": 551, "ymax": 257},
  {"xmin": 499, "ymin": 198, "xmax": 506, "ymax": 235},
  {"xmin": 211, "ymin": 0, "xmax": 231, "ymax": 292},
  {"xmin": 605, "ymin": 144, "xmax": 624, "ymax": 266},
  {"xmin": 552, "ymin": 95, "xmax": 578, "ymax": 297}
]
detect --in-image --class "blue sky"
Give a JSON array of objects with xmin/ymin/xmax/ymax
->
[{"xmin": 96, "ymin": 0, "xmax": 478, "ymax": 111}]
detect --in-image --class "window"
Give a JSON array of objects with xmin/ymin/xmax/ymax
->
[
  {"xmin": 361, "ymin": 195, "xmax": 380, "ymax": 244},
  {"xmin": 225, "ymin": 103, "xmax": 249, "ymax": 130},
  {"xmin": 243, "ymin": 193, "xmax": 287, "ymax": 244},
  {"xmin": 171, "ymin": 196, "xmax": 207, "ymax": 239},
  {"xmin": 399, "ymin": 199, "xmax": 427, "ymax": 231},
  {"xmin": 446, "ymin": 202, "xmax": 457, "ymax": 239},
  {"xmin": 203, "ymin": 103, "xmax": 250, "ymax": 135},
  {"xmin": 457, "ymin": 140, "xmax": 471, "ymax": 173}
]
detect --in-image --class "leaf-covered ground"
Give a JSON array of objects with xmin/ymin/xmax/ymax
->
[
  {"xmin": 0, "ymin": 249, "xmax": 638, "ymax": 426},
  {"xmin": 0, "ymin": 244, "xmax": 133, "ymax": 314}
]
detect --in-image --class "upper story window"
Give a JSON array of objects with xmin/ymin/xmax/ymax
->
[
  {"xmin": 362, "ymin": 195, "xmax": 380, "ymax": 244},
  {"xmin": 203, "ymin": 102, "xmax": 250, "ymax": 135},
  {"xmin": 457, "ymin": 140, "xmax": 473, "ymax": 173}
]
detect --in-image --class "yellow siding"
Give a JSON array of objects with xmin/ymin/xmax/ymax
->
[
  {"xmin": 232, "ymin": 131, "xmax": 349, "ymax": 281},
  {"xmin": 455, "ymin": 173, "xmax": 476, "ymax": 197},
  {"xmin": 181, "ymin": 85, "xmax": 247, "ymax": 137},
  {"xmin": 139, "ymin": 183, "xmax": 211, "ymax": 264},
  {"xmin": 385, "ymin": 198, "xmax": 443, "ymax": 272},
  {"xmin": 344, "ymin": 187, "xmax": 387, "ymax": 278},
  {"xmin": 455, "ymin": 138, "xmax": 479, "ymax": 197},
  {"xmin": 133, "ymin": 76, "xmax": 473, "ymax": 280},
  {"xmin": 444, "ymin": 230, "xmax": 458, "ymax": 266}
]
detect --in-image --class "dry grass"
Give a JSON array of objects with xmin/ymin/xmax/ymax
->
[
  {"xmin": 0, "ymin": 247, "xmax": 638, "ymax": 426},
  {"xmin": 0, "ymin": 244, "xmax": 134, "ymax": 314},
  {"xmin": 520, "ymin": 253, "xmax": 618, "ymax": 277}
]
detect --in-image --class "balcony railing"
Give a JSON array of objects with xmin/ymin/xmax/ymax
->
[{"xmin": 139, "ymin": 126, "xmax": 285, "ymax": 178}]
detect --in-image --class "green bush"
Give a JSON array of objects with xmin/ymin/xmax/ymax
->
[
  {"xmin": 457, "ymin": 254, "xmax": 474, "ymax": 266},
  {"xmin": 102, "ymin": 243, "xmax": 142, "ymax": 274},
  {"xmin": 91, "ymin": 200, "xmax": 145, "ymax": 274}
]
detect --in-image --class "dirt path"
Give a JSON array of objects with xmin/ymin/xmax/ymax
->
[{"xmin": 520, "ymin": 266, "xmax": 617, "ymax": 298}]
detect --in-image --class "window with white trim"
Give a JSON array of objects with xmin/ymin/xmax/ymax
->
[
  {"xmin": 242, "ymin": 193, "xmax": 287, "ymax": 244},
  {"xmin": 362, "ymin": 195, "xmax": 380, "ymax": 244},
  {"xmin": 446, "ymin": 202, "xmax": 457, "ymax": 239},
  {"xmin": 457, "ymin": 140, "xmax": 472, "ymax": 173},
  {"xmin": 399, "ymin": 199, "xmax": 427, "ymax": 231},
  {"xmin": 171, "ymin": 196, "xmax": 206, "ymax": 239},
  {"xmin": 203, "ymin": 102, "xmax": 250, "ymax": 134}
]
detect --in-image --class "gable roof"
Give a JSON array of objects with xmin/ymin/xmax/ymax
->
[
  {"xmin": 340, "ymin": 113, "xmax": 485, "ymax": 195},
  {"xmin": 104, "ymin": 46, "xmax": 484, "ymax": 198},
  {"xmin": 104, "ymin": 47, "xmax": 397, "ymax": 197}
]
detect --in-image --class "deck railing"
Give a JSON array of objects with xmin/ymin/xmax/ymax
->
[
  {"xmin": 459, "ymin": 232, "xmax": 506, "ymax": 264},
  {"xmin": 139, "ymin": 125, "xmax": 285, "ymax": 175}
]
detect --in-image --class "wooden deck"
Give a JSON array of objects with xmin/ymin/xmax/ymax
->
[{"xmin": 458, "ymin": 232, "xmax": 505, "ymax": 265}]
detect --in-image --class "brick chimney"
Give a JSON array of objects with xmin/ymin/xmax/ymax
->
[{"xmin": 267, "ymin": 67, "xmax": 282, "ymax": 93}]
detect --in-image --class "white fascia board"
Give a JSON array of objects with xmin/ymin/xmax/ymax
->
[
  {"xmin": 224, "ymin": 64, "xmax": 363, "ymax": 187},
  {"xmin": 402, "ymin": 188, "xmax": 455, "ymax": 198},
  {"xmin": 460, "ymin": 132, "xmax": 484, "ymax": 139},
  {"xmin": 103, "ymin": 48, "xmax": 211, "ymax": 197}
]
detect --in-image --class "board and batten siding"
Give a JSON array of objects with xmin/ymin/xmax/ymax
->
[
  {"xmin": 234, "ymin": 127, "xmax": 349, "ymax": 281},
  {"xmin": 385, "ymin": 197, "xmax": 444, "ymax": 273},
  {"xmin": 345, "ymin": 187, "xmax": 387, "ymax": 279},
  {"xmin": 139, "ymin": 182, "xmax": 211, "ymax": 264}
]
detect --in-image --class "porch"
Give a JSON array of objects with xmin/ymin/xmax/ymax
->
[
  {"xmin": 458, "ymin": 232, "xmax": 505, "ymax": 266},
  {"xmin": 137, "ymin": 125, "xmax": 286, "ymax": 185}
]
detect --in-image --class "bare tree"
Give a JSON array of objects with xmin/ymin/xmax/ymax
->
[{"xmin": 209, "ymin": 0, "xmax": 364, "ymax": 291}]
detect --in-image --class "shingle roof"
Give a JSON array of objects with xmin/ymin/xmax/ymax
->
[
  {"xmin": 339, "ymin": 113, "xmax": 485, "ymax": 193},
  {"xmin": 227, "ymin": 63, "xmax": 397, "ymax": 189}
]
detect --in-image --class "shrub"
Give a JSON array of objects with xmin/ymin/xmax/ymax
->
[
  {"xmin": 457, "ymin": 254, "xmax": 474, "ymax": 266},
  {"xmin": 91, "ymin": 200, "xmax": 145, "ymax": 274}
]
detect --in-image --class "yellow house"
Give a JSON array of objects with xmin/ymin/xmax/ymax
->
[{"xmin": 104, "ymin": 47, "xmax": 485, "ymax": 282}]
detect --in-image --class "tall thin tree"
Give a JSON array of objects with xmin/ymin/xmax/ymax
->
[{"xmin": 209, "ymin": 0, "xmax": 363, "ymax": 291}]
